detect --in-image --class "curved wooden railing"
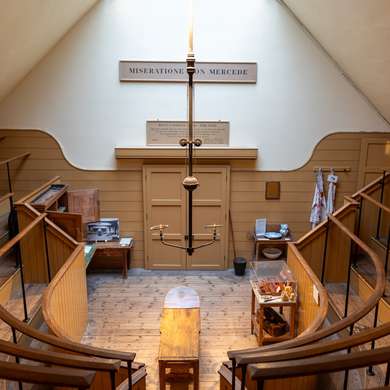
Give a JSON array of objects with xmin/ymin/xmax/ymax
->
[
  {"xmin": 0, "ymin": 360, "xmax": 96, "ymax": 389},
  {"xmin": 225, "ymin": 174, "xmax": 389, "ymax": 390},
  {"xmin": 0, "ymin": 177, "xmax": 146, "ymax": 389}
]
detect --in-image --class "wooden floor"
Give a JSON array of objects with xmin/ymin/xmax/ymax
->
[{"xmin": 82, "ymin": 269, "xmax": 257, "ymax": 389}]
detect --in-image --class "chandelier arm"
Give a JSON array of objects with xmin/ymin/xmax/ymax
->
[
  {"xmin": 160, "ymin": 241, "xmax": 189, "ymax": 250},
  {"xmin": 192, "ymin": 238, "xmax": 220, "ymax": 251}
]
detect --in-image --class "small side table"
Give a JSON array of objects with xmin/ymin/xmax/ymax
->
[
  {"xmin": 90, "ymin": 240, "xmax": 133, "ymax": 278},
  {"xmin": 250, "ymin": 280, "xmax": 296, "ymax": 345},
  {"xmin": 253, "ymin": 234, "xmax": 292, "ymax": 261}
]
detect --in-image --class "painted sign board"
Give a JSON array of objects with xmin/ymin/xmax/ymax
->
[
  {"xmin": 146, "ymin": 121, "xmax": 229, "ymax": 146},
  {"xmin": 120, "ymin": 61, "xmax": 257, "ymax": 83}
]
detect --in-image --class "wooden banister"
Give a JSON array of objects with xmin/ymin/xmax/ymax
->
[
  {"xmin": 231, "ymin": 319, "xmax": 390, "ymax": 366},
  {"xmin": 0, "ymin": 338, "xmax": 121, "ymax": 372},
  {"xmin": 229, "ymin": 203, "xmax": 385, "ymax": 364},
  {"xmin": 16, "ymin": 175, "xmax": 60, "ymax": 204},
  {"xmin": 248, "ymin": 345, "xmax": 390, "ymax": 381},
  {"xmin": 0, "ymin": 152, "xmax": 30, "ymax": 166},
  {"xmin": 0, "ymin": 360, "xmax": 96, "ymax": 389},
  {"xmin": 0, "ymin": 212, "xmax": 46, "ymax": 256},
  {"xmin": 0, "ymin": 192, "xmax": 14, "ymax": 205},
  {"xmin": 352, "ymin": 171, "xmax": 390, "ymax": 198},
  {"xmin": 0, "ymin": 304, "xmax": 135, "ymax": 362},
  {"xmin": 359, "ymin": 192, "xmax": 390, "ymax": 215}
]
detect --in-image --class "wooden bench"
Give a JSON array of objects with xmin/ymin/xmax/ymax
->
[{"xmin": 158, "ymin": 287, "xmax": 200, "ymax": 390}]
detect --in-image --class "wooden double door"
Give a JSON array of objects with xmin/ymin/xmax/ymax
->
[{"xmin": 143, "ymin": 165, "xmax": 230, "ymax": 269}]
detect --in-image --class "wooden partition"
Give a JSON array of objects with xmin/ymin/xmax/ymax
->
[
  {"xmin": 287, "ymin": 244, "xmax": 328, "ymax": 336},
  {"xmin": 42, "ymin": 245, "xmax": 88, "ymax": 341},
  {"xmin": 296, "ymin": 203, "xmax": 358, "ymax": 284},
  {"xmin": 15, "ymin": 203, "xmax": 79, "ymax": 283},
  {"xmin": 15, "ymin": 204, "xmax": 48, "ymax": 283}
]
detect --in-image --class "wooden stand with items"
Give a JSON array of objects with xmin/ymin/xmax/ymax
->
[
  {"xmin": 158, "ymin": 287, "xmax": 200, "ymax": 390},
  {"xmin": 251, "ymin": 282, "xmax": 297, "ymax": 345},
  {"xmin": 249, "ymin": 260, "xmax": 297, "ymax": 345},
  {"xmin": 253, "ymin": 223, "xmax": 292, "ymax": 261}
]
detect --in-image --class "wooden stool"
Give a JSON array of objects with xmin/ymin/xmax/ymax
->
[{"xmin": 158, "ymin": 287, "xmax": 200, "ymax": 390}]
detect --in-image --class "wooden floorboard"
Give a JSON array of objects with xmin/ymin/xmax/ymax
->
[{"xmin": 82, "ymin": 269, "xmax": 257, "ymax": 389}]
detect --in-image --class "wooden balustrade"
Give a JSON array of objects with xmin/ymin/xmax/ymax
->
[
  {"xmin": 223, "ymin": 173, "xmax": 390, "ymax": 390},
  {"xmin": 43, "ymin": 244, "xmax": 88, "ymax": 341}
]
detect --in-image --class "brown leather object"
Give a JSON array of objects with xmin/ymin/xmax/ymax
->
[{"xmin": 263, "ymin": 307, "xmax": 289, "ymax": 337}]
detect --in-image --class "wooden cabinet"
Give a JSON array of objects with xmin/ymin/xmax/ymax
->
[
  {"xmin": 67, "ymin": 189, "xmax": 100, "ymax": 223},
  {"xmin": 30, "ymin": 185, "xmax": 100, "ymax": 241}
]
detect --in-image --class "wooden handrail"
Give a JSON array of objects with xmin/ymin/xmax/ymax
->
[
  {"xmin": 0, "ymin": 338, "xmax": 121, "ymax": 373},
  {"xmin": 0, "ymin": 304, "xmax": 135, "ymax": 362},
  {"xmin": 0, "ymin": 360, "xmax": 96, "ymax": 389},
  {"xmin": 0, "ymin": 192, "xmax": 14, "ymax": 205},
  {"xmin": 359, "ymin": 192, "xmax": 390, "ymax": 215},
  {"xmin": 352, "ymin": 171, "xmax": 390, "ymax": 198},
  {"xmin": 0, "ymin": 152, "xmax": 30, "ymax": 166},
  {"xmin": 16, "ymin": 175, "xmax": 60, "ymax": 204},
  {"xmin": 288, "ymin": 243, "xmax": 328, "ymax": 337},
  {"xmin": 0, "ymin": 212, "xmax": 47, "ymax": 257},
  {"xmin": 231, "ymin": 318, "xmax": 390, "ymax": 366},
  {"xmin": 229, "ymin": 203, "xmax": 385, "ymax": 364},
  {"xmin": 248, "ymin": 345, "xmax": 390, "ymax": 381}
]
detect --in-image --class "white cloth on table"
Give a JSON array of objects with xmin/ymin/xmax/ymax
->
[{"xmin": 310, "ymin": 169, "xmax": 327, "ymax": 229}]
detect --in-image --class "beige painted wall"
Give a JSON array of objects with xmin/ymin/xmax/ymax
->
[
  {"xmin": 0, "ymin": 0, "xmax": 388, "ymax": 172},
  {"xmin": 284, "ymin": 0, "xmax": 390, "ymax": 123},
  {"xmin": 0, "ymin": 0, "xmax": 98, "ymax": 102}
]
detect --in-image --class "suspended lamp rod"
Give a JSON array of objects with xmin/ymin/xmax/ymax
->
[{"xmin": 150, "ymin": 0, "xmax": 221, "ymax": 256}]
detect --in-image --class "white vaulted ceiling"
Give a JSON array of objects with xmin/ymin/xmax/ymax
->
[
  {"xmin": 0, "ymin": 0, "xmax": 98, "ymax": 102},
  {"xmin": 283, "ymin": 0, "xmax": 390, "ymax": 123}
]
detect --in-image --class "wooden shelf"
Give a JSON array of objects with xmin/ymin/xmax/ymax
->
[{"xmin": 115, "ymin": 147, "xmax": 258, "ymax": 160}]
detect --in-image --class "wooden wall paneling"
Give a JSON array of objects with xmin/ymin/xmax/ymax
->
[
  {"xmin": 42, "ymin": 245, "xmax": 88, "ymax": 341},
  {"xmin": 1, "ymin": 130, "xmax": 390, "ymax": 268}
]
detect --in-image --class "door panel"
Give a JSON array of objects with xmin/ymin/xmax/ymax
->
[
  {"xmin": 187, "ymin": 167, "xmax": 229, "ymax": 269},
  {"xmin": 144, "ymin": 167, "xmax": 186, "ymax": 269},
  {"xmin": 143, "ymin": 165, "xmax": 229, "ymax": 269}
]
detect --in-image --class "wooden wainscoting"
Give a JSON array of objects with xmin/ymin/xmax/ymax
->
[
  {"xmin": 0, "ymin": 129, "xmax": 389, "ymax": 267},
  {"xmin": 42, "ymin": 244, "xmax": 88, "ymax": 341}
]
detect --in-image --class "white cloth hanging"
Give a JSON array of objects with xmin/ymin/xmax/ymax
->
[
  {"xmin": 326, "ymin": 169, "xmax": 338, "ymax": 215},
  {"xmin": 310, "ymin": 169, "xmax": 327, "ymax": 229}
]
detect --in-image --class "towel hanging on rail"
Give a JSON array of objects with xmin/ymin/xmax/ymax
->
[
  {"xmin": 310, "ymin": 168, "xmax": 327, "ymax": 229},
  {"xmin": 326, "ymin": 169, "xmax": 338, "ymax": 215}
]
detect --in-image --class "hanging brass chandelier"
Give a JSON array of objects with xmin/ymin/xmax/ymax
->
[{"xmin": 150, "ymin": 1, "xmax": 221, "ymax": 256}]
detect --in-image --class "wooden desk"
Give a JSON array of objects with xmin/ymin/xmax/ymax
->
[
  {"xmin": 90, "ymin": 240, "xmax": 133, "ymax": 279},
  {"xmin": 159, "ymin": 287, "xmax": 200, "ymax": 390}
]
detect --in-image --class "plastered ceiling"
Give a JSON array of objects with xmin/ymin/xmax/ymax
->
[
  {"xmin": 283, "ymin": 0, "xmax": 390, "ymax": 124},
  {"xmin": 0, "ymin": 0, "xmax": 98, "ymax": 102}
]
